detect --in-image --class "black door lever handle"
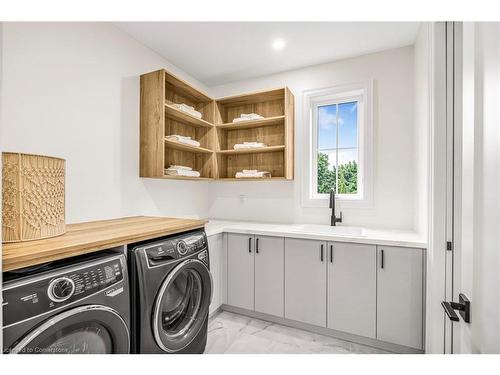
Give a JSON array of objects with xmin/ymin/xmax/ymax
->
[
  {"xmin": 442, "ymin": 293, "xmax": 471, "ymax": 323},
  {"xmin": 441, "ymin": 301, "xmax": 460, "ymax": 321}
]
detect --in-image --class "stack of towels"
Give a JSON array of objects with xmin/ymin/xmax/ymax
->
[
  {"xmin": 166, "ymin": 135, "xmax": 201, "ymax": 148},
  {"xmin": 172, "ymin": 103, "xmax": 202, "ymax": 119},
  {"xmin": 232, "ymin": 113, "xmax": 264, "ymax": 123},
  {"xmin": 235, "ymin": 170, "xmax": 271, "ymax": 179},
  {"xmin": 165, "ymin": 165, "xmax": 201, "ymax": 178},
  {"xmin": 233, "ymin": 141, "xmax": 266, "ymax": 150}
]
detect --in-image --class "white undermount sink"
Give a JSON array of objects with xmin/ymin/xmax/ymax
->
[{"xmin": 291, "ymin": 224, "xmax": 366, "ymax": 237}]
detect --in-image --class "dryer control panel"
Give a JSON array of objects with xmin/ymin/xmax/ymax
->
[
  {"xmin": 2, "ymin": 256, "xmax": 125, "ymax": 327},
  {"xmin": 144, "ymin": 230, "xmax": 208, "ymax": 267}
]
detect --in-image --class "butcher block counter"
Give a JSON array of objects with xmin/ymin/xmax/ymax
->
[{"xmin": 2, "ymin": 216, "xmax": 207, "ymax": 272}]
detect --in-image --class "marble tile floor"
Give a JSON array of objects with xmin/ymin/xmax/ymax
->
[{"xmin": 206, "ymin": 311, "xmax": 392, "ymax": 354}]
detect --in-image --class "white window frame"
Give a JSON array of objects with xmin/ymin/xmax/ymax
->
[{"xmin": 301, "ymin": 81, "xmax": 374, "ymax": 208}]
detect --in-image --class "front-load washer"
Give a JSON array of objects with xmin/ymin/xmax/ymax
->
[
  {"xmin": 2, "ymin": 251, "xmax": 130, "ymax": 354},
  {"xmin": 128, "ymin": 229, "xmax": 212, "ymax": 354}
]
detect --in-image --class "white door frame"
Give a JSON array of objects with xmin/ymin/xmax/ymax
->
[
  {"xmin": 425, "ymin": 21, "xmax": 448, "ymax": 354},
  {"xmin": 426, "ymin": 21, "xmax": 466, "ymax": 354}
]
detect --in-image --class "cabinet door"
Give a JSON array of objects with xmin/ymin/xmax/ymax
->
[
  {"xmin": 285, "ymin": 238, "xmax": 327, "ymax": 327},
  {"xmin": 327, "ymin": 242, "xmax": 376, "ymax": 338},
  {"xmin": 377, "ymin": 246, "xmax": 423, "ymax": 349},
  {"xmin": 255, "ymin": 236, "xmax": 285, "ymax": 317},
  {"xmin": 227, "ymin": 233, "xmax": 255, "ymax": 310},
  {"xmin": 207, "ymin": 233, "xmax": 223, "ymax": 314}
]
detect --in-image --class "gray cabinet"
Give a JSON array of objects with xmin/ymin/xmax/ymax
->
[
  {"xmin": 227, "ymin": 233, "xmax": 255, "ymax": 310},
  {"xmin": 377, "ymin": 246, "xmax": 423, "ymax": 349},
  {"xmin": 227, "ymin": 233, "xmax": 284, "ymax": 317},
  {"xmin": 285, "ymin": 238, "xmax": 327, "ymax": 327},
  {"xmin": 224, "ymin": 230, "xmax": 425, "ymax": 351},
  {"xmin": 255, "ymin": 236, "xmax": 284, "ymax": 317},
  {"xmin": 327, "ymin": 242, "xmax": 377, "ymax": 338}
]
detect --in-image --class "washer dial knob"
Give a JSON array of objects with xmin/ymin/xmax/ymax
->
[
  {"xmin": 48, "ymin": 277, "xmax": 75, "ymax": 303},
  {"xmin": 176, "ymin": 240, "xmax": 188, "ymax": 256}
]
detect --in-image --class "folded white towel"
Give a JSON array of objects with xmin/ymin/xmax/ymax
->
[
  {"xmin": 233, "ymin": 142, "xmax": 266, "ymax": 150},
  {"xmin": 241, "ymin": 113, "xmax": 264, "ymax": 119},
  {"xmin": 173, "ymin": 134, "xmax": 191, "ymax": 140},
  {"xmin": 235, "ymin": 171, "xmax": 271, "ymax": 178},
  {"xmin": 232, "ymin": 113, "xmax": 264, "ymax": 123},
  {"xmin": 165, "ymin": 167, "xmax": 200, "ymax": 178},
  {"xmin": 172, "ymin": 103, "xmax": 202, "ymax": 119},
  {"xmin": 242, "ymin": 169, "xmax": 258, "ymax": 174},
  {"xmin": 166, "ymin": 135, "xmax": 201, "ymax": 147},
  {"xmin": 168, "ymin": 165, "xmax": 192, "ymax": 171}
]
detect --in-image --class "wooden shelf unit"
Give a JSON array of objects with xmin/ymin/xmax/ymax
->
[
  {"xmin": 140, "ymin": 69, "xmax": 216, "ymax": 179},
  {"xmin": 214, "ymin": 88, "xmax": 294, "ymax": 180},
  {"xmin": 140, "ymin": 69, "xmax": 294, "ymax": 181}
]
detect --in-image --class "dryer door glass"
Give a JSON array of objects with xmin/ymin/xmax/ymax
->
[
  {"xmin": 153, "ymin": 259, "xmax": 212, "ymax": 353},
  {"xmin": 7, "ymin": 305, "xmax": 129, "ymax": 354}
]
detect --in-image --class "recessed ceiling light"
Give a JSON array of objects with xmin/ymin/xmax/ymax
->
[{"xmin": 272, "ymin": 38, "xmax": 286, "ymax": 51}]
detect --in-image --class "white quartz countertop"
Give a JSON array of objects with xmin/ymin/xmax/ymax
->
[{"xmin": 205, "ymin": 219, "xmax": 427, "ymax": 249}]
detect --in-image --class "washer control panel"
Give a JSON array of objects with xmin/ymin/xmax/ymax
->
[{"xmin": 2, "ymin": 256, "xmax": 124, "ymax": 327}]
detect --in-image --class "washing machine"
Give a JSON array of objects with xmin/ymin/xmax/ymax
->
[
  {"xmin": 128, "ymin": 229, "xmax": 212, "ymax": 354},
  {"xmin": 2, "ymin": 251, "xmax": 130, "ymax": 354}
]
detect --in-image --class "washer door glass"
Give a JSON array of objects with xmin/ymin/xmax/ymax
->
[
  {"xmin": 31, "ymin": 322, "xmax": 112, "ymax": 354},
  {"xmin": 9, "ymin": 305, "xmax": 129, "ymax": 354},
  {"xmin": 153, "ymin": 259, "xmax": 211, "ymax": 353}
]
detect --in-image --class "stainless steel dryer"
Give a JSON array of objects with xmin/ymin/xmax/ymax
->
[
  {"xmin": 128, "ymin": 229, "xmax": 212, "ymax": 354},
  {"xmin": 2, "ymin": 251, "xmax": 130, "ymax": 354}
]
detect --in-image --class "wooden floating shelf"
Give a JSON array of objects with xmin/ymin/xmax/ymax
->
[
  {"xmin": 160, "ymin": 175, "xmax": 213, "ymax": 181},
  {"xmin": 217, "ymin": 145, "xmax": 285, "ymax": 155},
  {"xmin": 164, "ymin": 138, "xmax": 213, "ymax": 154},
  {"xmin": 217, "ymin": 115, "xmax": 285, "ymax": 130},
  {"xmin": 165, "ymin": 103, "xmax": 214, "ymax": 128}
]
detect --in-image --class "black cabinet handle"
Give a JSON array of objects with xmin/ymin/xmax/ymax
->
[
  {"xmin": 320, "ymin": 244, "xmax": 324, "ymax": 262},
  {"xmin": 380, "ymin": 249, "xmax": 384, "ymax": 269},
  {"xmin": 330, "ymin": 245, "xmax": 333, "ymax": 263},
  {"xmin": 248, "ymin": 237, "xmax": 252, "ymax": 253},
  {"xmin": 256, "ymin": 238, "xmax": 259, "ymax": 254}
]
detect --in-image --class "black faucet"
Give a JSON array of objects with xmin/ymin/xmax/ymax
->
[{"xmin": 329, "ymin": 190, "xmax": 343, "ymax": 226}]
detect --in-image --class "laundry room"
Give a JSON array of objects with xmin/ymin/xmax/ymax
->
[{"xmin": 1, "ymin": 1, "xmax": 500, "ymax": 373}]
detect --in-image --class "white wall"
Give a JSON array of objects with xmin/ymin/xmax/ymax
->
[
  {"xmin": 467, "ymin": 22, "xmax": 500, "ymax": 353},
  {"xmin": 0, "ymin": 22, "xmax": 210, "ymax": 223},
  {"xmin": 1, "ymin": 24, "xmax": 426, "ymax": 233},
  {"xmin": 413, "ymin": 24, "xmax": 431, "ymax": 238},
  {"xmin": 208, "ymin": 47, "xmax": 417, "ymax": 230}
]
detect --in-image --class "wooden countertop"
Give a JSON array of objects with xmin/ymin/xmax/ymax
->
[{"xmin": 2, "ymin": 216, "xmax": 207, "ymax": 272}]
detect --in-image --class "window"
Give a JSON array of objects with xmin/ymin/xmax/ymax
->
[
  {"xmin": 316, "ymin": 101, "xmax": 359, "ymax": 195},
  {"xmin": 302, "ymin": 82, "xmax": 373, "ymax": 207}
]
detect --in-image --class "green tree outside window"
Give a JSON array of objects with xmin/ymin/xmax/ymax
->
[{"xmin": 317, "ymin": 152, "xmax": 357, "ymax": 194}]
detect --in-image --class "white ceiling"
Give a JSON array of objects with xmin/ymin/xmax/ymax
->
[{"xmin": 116, "ymin": 22, "xmax": 420, "ymax": 86}]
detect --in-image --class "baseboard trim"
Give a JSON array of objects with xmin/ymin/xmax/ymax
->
[
  {"xmin": 209, "ymin": 305, "xmax": 223, "ymax": 321},
  {"xmin": 220, "ymin": 304, "xmax": 423, "ymax": 354}
]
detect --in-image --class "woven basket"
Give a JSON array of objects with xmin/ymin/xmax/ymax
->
[{"xmin": 2, "ymin": 152, "xmax": 66, "ymax": 243}]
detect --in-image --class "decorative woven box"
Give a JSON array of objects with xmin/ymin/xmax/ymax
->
[{"xmin": 2, "ymin": 152, "xmax": 66, "ymax": 243}]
